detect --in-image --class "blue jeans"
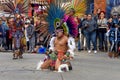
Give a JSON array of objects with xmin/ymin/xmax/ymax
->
[
  {"xmin": 98, "ymin": 32, "xmax": 107, "ymax": 50},
  {"xmin": 85, "ymin": 31, "xmax": 97, "ymax": 50},
  {"xmin": 78, "ymin": 39, "xmax": 81, "ymax": 50}
]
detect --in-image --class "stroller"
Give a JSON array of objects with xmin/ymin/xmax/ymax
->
[{"xmin": 108, "ymin": 28, "xmax": 120, "ymax": 58}]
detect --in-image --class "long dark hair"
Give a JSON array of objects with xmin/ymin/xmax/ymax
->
[{"xmin": 98, "ymin": 11, "xmax": 106, "ymax": 19}]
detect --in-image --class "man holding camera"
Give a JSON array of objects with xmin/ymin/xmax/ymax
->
[{"xmin": 82, "ymin": 14, "xmax": 98, "ymax": 54}]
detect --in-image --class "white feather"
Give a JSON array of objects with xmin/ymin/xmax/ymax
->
[
  {"xmin": 58, "ymin": 64, "xmax": 69, "ymax": 72},
  {"xmin": 36, "ymin": 60, "xmax": 43, "ymax": 70}
]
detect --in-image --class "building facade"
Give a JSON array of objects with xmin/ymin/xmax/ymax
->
[{"xmin": 94, "ymin": 0, "xmax": 106, "ymax": 14}]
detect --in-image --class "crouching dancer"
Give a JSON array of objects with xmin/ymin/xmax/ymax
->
[{"xmin": 40, "ymin": 27, "xmax": 75, "ymax": 71}]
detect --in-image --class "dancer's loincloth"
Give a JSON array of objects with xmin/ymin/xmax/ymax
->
[
  {"xmin": 57, "ymin": 51, "xmax": 65, "ymax": 61},
  {"xmin": 49, "ymin": 51, "xmax": 70, "ymax": 67},
  {"xmin": 41, "ymin": 51, "xmax": 70, "ymax": 70}
]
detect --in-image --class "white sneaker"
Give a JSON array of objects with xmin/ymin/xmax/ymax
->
[
  {"xmin": 94, "ymin": 50, "xmax": 97, "ymax": 54},
  {"xmin": 88, "ymin": 50, "xmax": 91, "ymax": 53}
]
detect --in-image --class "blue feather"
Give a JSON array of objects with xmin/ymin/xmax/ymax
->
[{"xmin": 47, "ymin": 4, "xmax": 65, "ymax": 34}]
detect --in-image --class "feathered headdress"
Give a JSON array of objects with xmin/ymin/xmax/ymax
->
[
  {"xmin": 47, "ymin": 0, "xmax": 87, "ymax": 37},
  {"xmin": 46, "ymin": 3, "xmax": 65, "ymax": 34},
  {"xmin": 62, "ymin": 0, "xmax": 87, "ymax": 17},
  {"xmin": 3, "ymin": 0, "xmax": 29, "ymax": 14}
]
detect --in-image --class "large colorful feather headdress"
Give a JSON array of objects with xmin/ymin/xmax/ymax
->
[
  {"xmin": 46, "ymin": 3, "xmax": 65, "ymax": 34},
  {"xmin": 47, "ymin": 0, "xmax": 87, "ymax": 37},
  {"xmin": 3, "ymin": 0, "xmax": 29, "ymax": 14},
  {"xmin": 62, "ymin": 0, "xmax": 87, "ymax": 17}
]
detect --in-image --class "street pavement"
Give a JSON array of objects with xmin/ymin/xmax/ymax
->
[{"xmin": 0, "ymin": 51, "xmax": 120, "ymax": 80}]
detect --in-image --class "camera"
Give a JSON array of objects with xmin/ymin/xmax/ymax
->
[{"xmin": 85, "ymin": 22, "xmax": 89, "ymax": 27}]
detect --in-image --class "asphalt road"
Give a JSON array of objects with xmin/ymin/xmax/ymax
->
[{"xmin": 0, "ymin": 51, "xmax": 120, "ymax": 80}]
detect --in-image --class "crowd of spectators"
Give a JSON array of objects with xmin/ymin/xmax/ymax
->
[
  {"xmin": 0, "ymin": 9, "xmax": 120, "ymax": 54},
  {"xmin": 78, "ymin": 9, "xmax": 120, "ymax": 53}
]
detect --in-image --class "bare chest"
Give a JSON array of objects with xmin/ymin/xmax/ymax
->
[{"xmin": 54, "ymin": 38, "xmax": 67, "ymax": 46}]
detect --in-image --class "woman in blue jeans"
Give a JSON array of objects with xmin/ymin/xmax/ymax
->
[{"xmin": 82, "ymin": 14, "xmax": 97, "ymax": 53}]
